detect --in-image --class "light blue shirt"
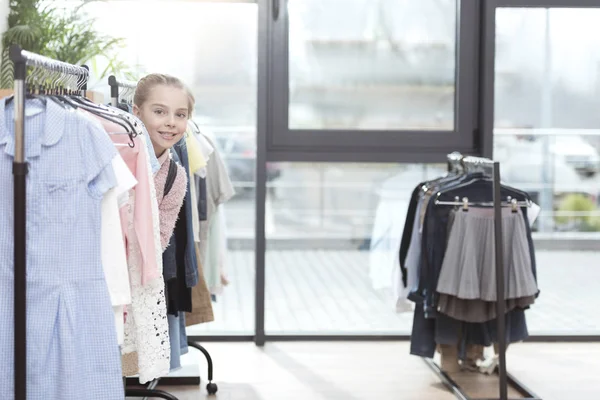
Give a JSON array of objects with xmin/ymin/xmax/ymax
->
[
  {"xmin": 141, "ymin": 127, "xmax": 160, "ymax": 174},
  {"xmin": 0, "ymin": 98, "xmax": 124, "ymax": 399}
]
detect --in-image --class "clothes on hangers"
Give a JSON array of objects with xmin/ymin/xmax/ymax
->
[
  {"xmin": 185, "ymin": 242, "xmax": 215, "ymax": 326},
  {"xmin": 172, "ymin": 139, "xmax": 200, "ymax": 289},
  {"xmin": 107, "ymin": 101, "xmax": 161, "ymax": 175},
  {"xmin": 185, "ymin": 126, "xmax": 207, "ymax": 178},
  {"xmin": 398, "ymin": 161, "xmax": 540, "ymax": 368},
  {"xmin": 436, "ymin": 207, "xmax": 538, "ymax": 323},
  {"xmin": 195, "ymin": 131, "xmax": 235, "ymax": 296},
  {"xmin": 101, "ymin": 154, "xmax": 136, "ymax": 345},
  {"xmin": 164, "ymin": 139, "xmax": 206, "ymax": 371},
  {"xmin": 0, "ymin": 91, "xmax": 230, "ymax": 393},
  {"xmin": 0, "ymin": 98, "xmax": 125, "ymax": 399},
  {"xmin": 92, "ymin": 113, "xmax": 161, "ymax": 285},
  {"xmin": 161, "ymin": 148, "xmax": 192, "ymax": 316},
  {"xmin": 91, "ymin": 106, "xmax": 171, "ymax": 383},
  {"xmin": 184, "ymin": 125, "xmax": 215, "ymax": 326},
  {"xmin": 112, "ymin": 134, "xmax": 170, "ymax": 383},
  {"xmin": 155, "ymin": 149, "xmax": 188, "ymax": 251}
]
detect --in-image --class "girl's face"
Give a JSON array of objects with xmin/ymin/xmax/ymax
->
[{"xmin": 133, "ymin": 84, "xmax": 189, "ymax": 157}]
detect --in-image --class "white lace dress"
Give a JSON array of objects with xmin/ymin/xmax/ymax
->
[{"xmin": 121, "ymin": 139, "xmax": 170, "ymax": 384}]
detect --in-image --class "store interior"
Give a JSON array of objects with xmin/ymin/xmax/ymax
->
[{"xmin": 1, "ymin": 0, "xmax": 599, "ymax": 399}]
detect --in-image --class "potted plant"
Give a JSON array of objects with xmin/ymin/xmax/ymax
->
[{"xmin": 1, "ymin": 0, "xmax": 136, "ymax": 88}]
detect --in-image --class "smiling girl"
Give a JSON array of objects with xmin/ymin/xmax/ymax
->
[{"xmin": 133, "ymin": 73, "xmax": 194, "ymax": 249}]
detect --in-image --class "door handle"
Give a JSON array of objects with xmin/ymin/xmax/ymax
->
[{"xmin": 273, "ymin": 0, "xmax": 280, "ymax": 20}]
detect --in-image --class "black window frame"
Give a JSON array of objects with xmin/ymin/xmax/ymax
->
[
  {"xmin": 265, "ymin": 0, "xmax": 483, "ymax": 163},
  {"xmin": 494, "ymin": 0, "xmax": 600, "ymax": 6}
]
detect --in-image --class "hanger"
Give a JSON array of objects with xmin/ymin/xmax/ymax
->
[
  {"xmin": 189, "ymin": 119, "xmax": 202, "ymax": 134},
  {"xmin": 54, "ymin": 66, "xmax": 138, "ymax": 147},
  {"xmin": 64, "ymin": 68, "xmax": 140, "ymax": 146}
]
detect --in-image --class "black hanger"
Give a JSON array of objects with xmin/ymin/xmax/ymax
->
[{"xmin": 73, "ymin": 94, "xmax": 140, "ymax": 134}]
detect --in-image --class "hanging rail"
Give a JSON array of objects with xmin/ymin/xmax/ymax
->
[
  {"xmin": 9, "ymin": 44, "xmax": 89, "ymax": 400},
  {"xmin": 435, "ymin": 197, "xmax": 532, "ymax": 209},
  {"xmin": 108, "ymin": 75, "xmax": 137, "ymax": 107},
  {"xmin": 10, "ymin": 46, "xmax": 89, "ymax": 96}
]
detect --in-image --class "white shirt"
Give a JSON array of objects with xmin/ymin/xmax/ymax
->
[{"xmin": 101, "ymin": 154, "xmax": 137, "ymax": 344}]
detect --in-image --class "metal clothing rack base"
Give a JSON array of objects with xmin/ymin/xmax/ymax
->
[
  {"xmin": 425, "ymin": 157, "xmax": 541, "ymax": 400},
  {"xmin": 126, "ymin": 380, "xmax": 179, "ymax": 400},
  {"xmin": 125, "ymin": 341, "xmax": 218, "ymax": 399},
  {"xmin": 423, "ymin": 358, "xmax": 542, "ymax": 400}
]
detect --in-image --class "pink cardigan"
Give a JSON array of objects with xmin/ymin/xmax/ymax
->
[
  {"xmin": 91, "ymin": 114, "xmax": 160, "ymax": 286},
  {"xmin": 154, "ymin": 150, "xmax": 188, "ymax": 251}
]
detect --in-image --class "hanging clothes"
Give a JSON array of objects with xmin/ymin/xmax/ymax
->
[
  {"xmin": 401, "ymin": 159, "xmax": 540, "ymax": 365},
  {"xmin": 160, "ymin": 148, "xmax": 192, "ymax": 314},
  {"xmin": 92, "ymin": 111, "xmax": 161, "ymax": 286},
  {"xmin": 109, "ymin": 133, "xmax": 170, "ymax": 384},
  {"xmin": 154, "ymin": 149, "xmax": 187, "ymax": 250},
  {"xmin": 172, "ymin": 139, "xmax": 200, "ymax": 289},
  {"xmin": 0, "ymin": 98, "xmax": 124, "ymax": 399},
  {"xmin": 185, "ymin": 243, "xmax": 215, "ymax": 326},
  {"xmin": 195, "ymin": 131, "xmax": 235, "ymax": 295},
  {"xmin": 101, "ymin": 154, "xmax": 136, "ymax": 345},
  {"xmin": 164, "ymin": 139, "xmax": 203, "ymax": 371},
  {"xmin": 436, "ymin": 207, "xmax": 538, "ymax": 323}
]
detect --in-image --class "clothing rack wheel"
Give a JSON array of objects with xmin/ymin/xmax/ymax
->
[{"xmin": 187, "ymin": 340, "xmax": 218, "ymax": 394}]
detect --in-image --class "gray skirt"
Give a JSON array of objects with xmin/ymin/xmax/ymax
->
[
  {"xmin": 436, "ymin": 207, "xmax": 538, "ymax": 302},
  {"xmin": 437, "ymin": 293, "xmax": 535, "ymax": 323}
]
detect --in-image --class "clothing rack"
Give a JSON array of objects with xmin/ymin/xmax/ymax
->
[
  {"xmin": 424, "ymin": 153, "xmax": 542, "ymax": 400},
  {"xmin": 108, "ymin": 75, "xmax": 137, "ymax": 107},
  {"xmin": 9, "ymin": 45, "xmax": 90, "ymax": 400},
  {"xmin": 108, "ymin": 75, "xmax": 218, "ymax": 398}
]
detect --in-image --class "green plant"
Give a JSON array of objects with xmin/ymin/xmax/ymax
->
[
  {"xmin": 555, "ymin": 193, "xmax": 600, "ymax": 231},
  {"xmin": 1, "ymin": 0, "xmax": 137, "ymax": 88}
]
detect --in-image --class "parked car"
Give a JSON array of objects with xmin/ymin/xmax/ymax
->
[
  {"xmin": 551, "ymin": 136, "xmax": 600, "ymax": 178},
  {"xmin": 215, "ymin": 134, "xmax": 281, "ymax": 192},
  {"xmin": 496, "ymin": 133, "xmax": 600, "ymax": 178}
]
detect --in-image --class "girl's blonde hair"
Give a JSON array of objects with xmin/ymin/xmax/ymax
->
[{"xmin": 134, "ymin": 73, "xmax": 195, "ymax": 116}]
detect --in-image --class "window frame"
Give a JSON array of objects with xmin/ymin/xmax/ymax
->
[
  {"xmin": 265, "ymin": 0, "xmax": 483, "ymax": 163},
  {"xmin": 479, "ymin": 0, "xmax": 600, "ymax": 160},
  {"xmin": 494, "ymin": 0, "xmax": 600, "ymax": 6}
]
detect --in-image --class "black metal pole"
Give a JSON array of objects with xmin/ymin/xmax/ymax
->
[
  {"xmin": 254, "ymin": 0, "xmax": 270, "ymax": 347},
  {"xmin": 125, "ymin": 387, "xmax": 179, "ymax": 400},
  {"xmin": 108, "ymin": 75, "xmax": 119, "ymax": 106},
  {"xmin": 79, "ymin": 65, "xmax": 89, "ymax": 97},
  {"xmin": 10, "ymin": 44, "xmax": 28, "ymax": 400},
  {"xmin": 493, "ymin": 161, "xmax": 508, "ymax": 400}
]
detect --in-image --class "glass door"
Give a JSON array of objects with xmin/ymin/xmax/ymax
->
[{"xmin": 487, "ymin": 0, "xmax": 600, "ymax": 337}]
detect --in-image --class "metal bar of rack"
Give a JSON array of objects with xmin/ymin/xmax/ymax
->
[
  {"xmin": 108, "ymin": 75, "xmax": 218, "ymax": 398},
  {"xmin": 108, "ymin": 75, "xmax": 137, "ymax": 107},
  {"xmin": 9, "ymin": 45, "xmax": 90, "ymax": 400},
  {"xmin": 425, "ymin": 152, "xmax": 542, "ymax": 400}
]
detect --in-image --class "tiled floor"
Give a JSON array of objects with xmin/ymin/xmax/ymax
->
[
  {"xmin": 128, "ymin": 342, "xmax": 600, "ymax": 400},
  {"xmin": 188, "ymin": 250, "xmax": 600, "ymax": 335}
]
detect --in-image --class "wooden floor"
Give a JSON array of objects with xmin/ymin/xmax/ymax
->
[
  {"xmin": 131, "ymin": 342, "xmax": 600, "ymax": 400},
  {"xmin": 188, "ymin": 250, "xmax": 600, "ymax": 335}
]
